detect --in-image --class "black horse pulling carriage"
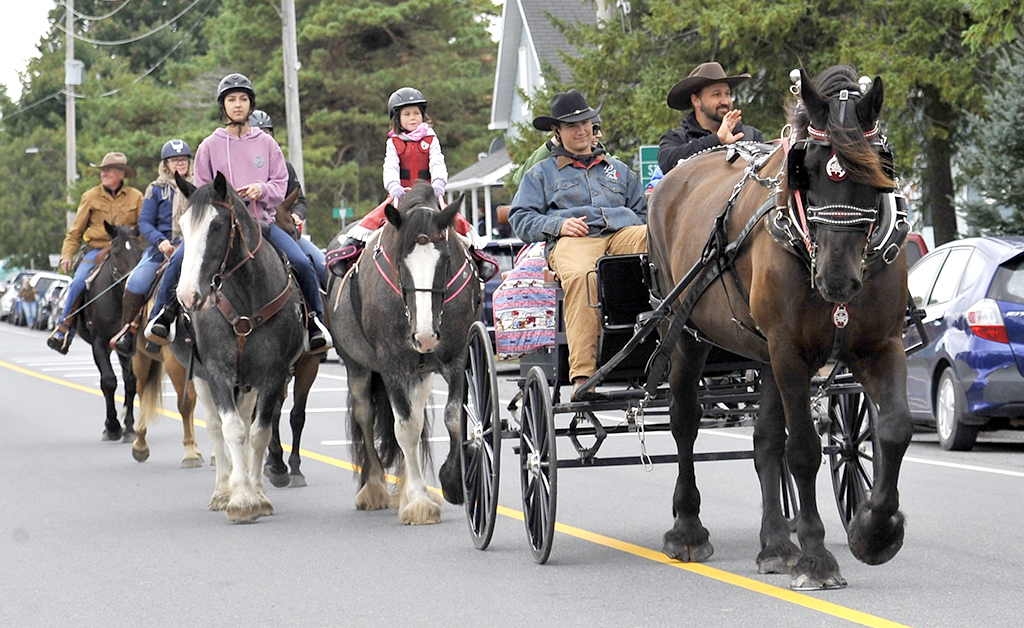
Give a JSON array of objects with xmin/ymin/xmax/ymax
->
[{"xmin": 459, "ymin": 66, "xmax": 925, "ymax": 589}]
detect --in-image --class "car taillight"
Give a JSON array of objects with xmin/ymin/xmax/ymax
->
[{"xmin": 966, "ymin": 298, "xmax": 1009, "ymax": 343}]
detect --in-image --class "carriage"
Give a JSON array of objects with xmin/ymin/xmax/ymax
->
[{"xmin": 460, "ymin": 249, "xmax": 882, "ymax": 564}]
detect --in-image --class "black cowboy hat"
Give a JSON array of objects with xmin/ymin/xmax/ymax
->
[
  {"xmin": 532, "ymin": 89, "xmax": 603, "ymax": 131},
  {"xmin": 666, "ymin": 62, "xmax": 752, "ymax": 111}
]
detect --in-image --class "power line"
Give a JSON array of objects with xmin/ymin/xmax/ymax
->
[
  {"xmin": 61, "ymin": 0, "xmax": 133, "ymax": 21},
  {"xmin": 55, "ymin": 0, "xmax": 206, "ymax": 46},
  {"xmin": 0, "ymin": 91, "xmax": 64, "ymax": 121}
]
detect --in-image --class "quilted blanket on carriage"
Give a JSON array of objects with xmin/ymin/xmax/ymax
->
[{"xmin": 493, "ymin": 242, "xmax": 557, "ymax": 361}]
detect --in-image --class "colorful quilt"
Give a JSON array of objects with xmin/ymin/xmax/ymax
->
[{"xmin": 493, "ymin": 242, "xmax": 557, "ymax": 361}]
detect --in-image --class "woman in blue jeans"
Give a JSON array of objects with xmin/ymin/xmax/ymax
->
[{"xmin": 111, "ymin": 139, "xmax": 193, "ymax": 356}]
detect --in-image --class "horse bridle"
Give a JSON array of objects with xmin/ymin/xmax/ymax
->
[
  {"xmin": 372, "ymin": 221, "xmax": 474, "ymax": 330},
  {"xmin": 206, "ymin": 198, "xmax": 295, "ymax": 379}
]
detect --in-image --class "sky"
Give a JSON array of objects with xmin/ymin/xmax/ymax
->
[{"xmin": 1, "ymin": 2, "xmax": 53, "ymax": 102}]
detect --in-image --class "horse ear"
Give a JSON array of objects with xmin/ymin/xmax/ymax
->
[
  {"xmin": 799, "ymin": 69, "xmax": 828, "ymax": 128},
  {"xmin": 213, "ymin": 172, "xmax": 229, "ymax": 201},
  {"xmin": 175, "ymin": 171, "xmax": 195, "ymax": 198},
  {"xmin": 384, "ymin": 202, "xmax": 402, "ymax": 229},
  {"xmin": 857, "ymin": 76, "xmax": 884, "ymax": 131},
  {"xmin": 104, "ymin": 220, "xmax": 118, "ymax": 239},
  {"xmin": 438, "ymin": 195, "xmax": 464, "ymax": 228}
]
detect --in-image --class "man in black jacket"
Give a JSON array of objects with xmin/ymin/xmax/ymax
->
[{"xmin": 657, "ymin": 62, "xmax": 765, "ymax": 175}]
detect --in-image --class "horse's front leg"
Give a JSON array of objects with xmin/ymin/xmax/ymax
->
[
  {"xmin": 219, "ymin": 388, "xmax": 264, "ymax": 523},
  {"xmin": 349, "ymin": 367, "xmax": 390, "ymax": 510},
  {"xmin": 847, "ymin": 340, "xmax": 912, "ymax": 565},
  {"xmin": 754, "ymin": 362, "xmax": 801, "ymax": 573},
  {"xmin": 391, "ymin": 373, "xmax": 443, "ymax": 525},
  {"xmin": 248, "ymin": 388, "xmax": 282, "ymax": 519},
  {"xmin": 93, "ymin": 342, "xmax": 124, "ymax": 441},
  {"xmin": 771, "ymin": 349, "xmax": 846, "ymax": 590},
  {"xmin": 438, "ymin": 358, "xmax": 468, "ymax": 505},
  {"xmin": 117, "ymin": 352, "xmax": 137, "ymax": 443},
  {"xmin": 663, "ymin": 339, "xmax": 714, "ymax": 562},
  {"xmin": 263, "ymin": 375, "xmax": 291, "ymax": 489},
  {"xmin": 194, "ymin": 378, "xmax": 231, "ymax": 511}
]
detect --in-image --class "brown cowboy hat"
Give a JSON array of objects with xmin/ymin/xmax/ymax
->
[
  {"xmin": 90, "ymin": 152, "xmax": 137, "ymax": 179},
  {"xmin": 666, "ymin": 62, "xmax": 752, "ymax": 111},
  {"xmin": 532, "ymin": 89, "xmax": 603, "ymax": 131}
]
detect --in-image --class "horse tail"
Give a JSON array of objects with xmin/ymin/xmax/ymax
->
[{"xmin": 136, "ymin": 355, "xmax": 164, "ymax": 432}]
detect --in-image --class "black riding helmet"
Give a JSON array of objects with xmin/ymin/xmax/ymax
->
[
  {"xmin": 248, "ymin": 109, "xmax": 273, "ymax": 131},
  {"xmin": 388, "ymin": 87, "xmax": 427, "ymax": 119},
  {"xmin": 217, "ymin": 73, "xmax": 256, "ymax": 124},
  {"xmin": 160, "ymin": 139, "xmax": 192, "ymax": 161}
]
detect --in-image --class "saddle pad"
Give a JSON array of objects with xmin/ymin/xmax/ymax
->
[{"xmin": 493, "ymin": 242, "xmax": 556, "ymax": 361}]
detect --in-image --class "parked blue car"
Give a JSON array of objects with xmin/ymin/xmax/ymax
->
[{"xmin": 903, "ymin": 236, "xmax": 1024, "ymax": 450}]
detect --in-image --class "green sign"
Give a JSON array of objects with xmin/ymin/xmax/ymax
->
[
  {"xmin": 332, "ymin": 207, "xmax": 353, "ymax": 219},
  {"xmin": 637, "ymin": 145, "xmax": 659, "ymax": 187}
]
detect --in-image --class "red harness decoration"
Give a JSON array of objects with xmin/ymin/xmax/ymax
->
[{"xmin": 392, "ymin": 136, "xmax": 433, "ymax": 187}]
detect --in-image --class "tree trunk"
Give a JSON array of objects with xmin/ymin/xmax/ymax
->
[{"xmin": 921, "ymin": 87, "xmax": 958, "ymax": 245}]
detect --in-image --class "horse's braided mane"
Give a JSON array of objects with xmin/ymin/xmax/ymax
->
[{"xmin": 788, "ymin": 65, "xmax": 894, "ymax": 190}]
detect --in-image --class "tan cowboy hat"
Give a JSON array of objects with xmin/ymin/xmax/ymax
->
[
  {"xmin": 90, "ymin": 152, "xmax": 137, "ymax": 179},
  {"xmin": 666, "ymin": 62, "xmax": 752, "ymax": 111}
]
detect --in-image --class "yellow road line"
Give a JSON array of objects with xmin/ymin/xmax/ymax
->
[{"xmin": 1, "ymin": 358, "xmax": 911, "ymax": 628}]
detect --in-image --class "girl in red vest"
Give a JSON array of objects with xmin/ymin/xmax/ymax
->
[{"xmin": 333, "ymin": 88, "xmax": 497, "ymax": 280}]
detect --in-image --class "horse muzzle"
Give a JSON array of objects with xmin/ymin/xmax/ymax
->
[
  {"xmin": 815, "ymin": 271, "xmax": 863, "ymax": 304},
  {"xmin": 412, "ymin": 330, "xmax": 440, "ymax": 354}
]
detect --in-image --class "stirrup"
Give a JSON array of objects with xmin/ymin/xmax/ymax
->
[
  {"xmin": 144, "ymin": 308, "xmax": 176, "ymax": 345},
  {"xmin": 306, "ymin": 315, "xmax": 333, "ymax": 354},
  {"xmin": 47, "ymin": 327, "xmax": 71, "ymax": 355},
  {"xmin": 471, "ymin": 248, "xmax": 500, "ymax": 282}
]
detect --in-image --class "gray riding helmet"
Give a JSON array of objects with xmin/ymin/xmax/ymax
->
[
  {"xmin": 388, "ymin": 87, "xmax": 427, "ymax": 118},
  {"xmin": 160, "ymin": 139, "xmax": 192, "ymax": 161},
  {"xmin": 248, "ymin": 109, "xmax": 273, "ymax": 131},
  {"xmin": 217, "ymin": 73, "xmax": 256, "ymax": 108}
]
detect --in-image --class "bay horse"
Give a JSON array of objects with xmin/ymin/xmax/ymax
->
[
  {"xmin": 78, "ymin": 222, "xmax": 145, "ymax": 441},
  {"xmin": 174, "ymin": 172, "xmax": 306, "ymax": 523},
  {"xmin": 648, "ymin": 65, "xmax": 911, "ymax": 589},
  {"xmin": 327, "ymin": 180, "xmax": 481, "ymax": 524}
]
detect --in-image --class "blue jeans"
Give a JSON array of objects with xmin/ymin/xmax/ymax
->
[
  {"xmin": 126, "ymin": 245, "xmax": 165, "ymax": 296},
  {"xmin": 298, "ymin": 236, "xmax": 327, "ymax": 287},
  {"xmin": 149, "ymin": 225, "xmax": 323, "ymax": 321},
  {"xmin": 59, "ymin": 248, "xmax": 100, "ymax": 328}
]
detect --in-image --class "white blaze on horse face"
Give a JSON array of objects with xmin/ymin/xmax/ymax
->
[
  {"xmin": 406, "ymin": 243, "xmax": 441, "ymax": 353},
  {"xmin": 177, "ymin": 204, "xmax": 214, "ymax": 309}
]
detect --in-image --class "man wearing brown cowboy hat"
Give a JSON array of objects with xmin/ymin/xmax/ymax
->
[
  {"xmin": 657, "ymin": 61, "xmax": 765, "ymax": 175},
  {"xmin": 48, "ymin": 152, "xmax": 143, "ymax": 354},
  {"xmin": 509, "ymin": 89, "xmax": 647, "ymax": 401}
]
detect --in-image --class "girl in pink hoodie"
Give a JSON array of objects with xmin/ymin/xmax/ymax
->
[{"xmin": 145, "ymin": 73, "xmax": 332, "ymax": 352}]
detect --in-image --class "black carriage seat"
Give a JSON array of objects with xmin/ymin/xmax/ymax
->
[{"xmin": 594, "ymin": 254, "xmax": 658, "ymax": 380}]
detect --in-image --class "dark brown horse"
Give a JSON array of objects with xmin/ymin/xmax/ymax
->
[{"xmin": 648, "ymin": 66, "xmax": 911, "ymax": 589}]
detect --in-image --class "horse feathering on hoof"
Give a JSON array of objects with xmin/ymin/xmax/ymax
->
[
  {"xmin": 77, "ymin": 223, "xmax": 145, "ymax": 442},
  {"xmin": 327, "ymin": 181, "xmax": 481, "ymax": 525},
  {"xmin": 173, "ymin": 172, "xmax": 306, "ymax": 523},
  {"xmin": 648, "ymin": 65, "xmax": 912, "ymax": 589}
]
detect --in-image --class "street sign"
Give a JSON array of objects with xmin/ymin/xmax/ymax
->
[
  {"xmin": 637, "ymin": 145, "xmax": 659, "ymax": 187},
  {"xmin": 332, "ymin": 207, "xmax": 353, "ymax": 219}
]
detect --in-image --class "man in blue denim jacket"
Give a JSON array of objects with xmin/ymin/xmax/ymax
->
[{"xmin": 509, "ymin": 89, "xmax": 647, "ymax": 400}]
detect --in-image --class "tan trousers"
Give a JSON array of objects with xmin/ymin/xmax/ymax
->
[{"xmin": 548, "ymin": 225, "xmax": 648, "ymax": 380}]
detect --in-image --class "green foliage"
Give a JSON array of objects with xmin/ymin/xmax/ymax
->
[{"xmin": 959, "ymin": 39, "xmax": 1024, "ymax": 234}]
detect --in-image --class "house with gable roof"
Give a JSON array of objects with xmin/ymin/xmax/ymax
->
[{"xmin": 448, "ymin": 0, "xmax": 607, "ymax": 239}]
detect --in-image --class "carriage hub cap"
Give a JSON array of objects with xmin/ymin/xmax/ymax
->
[
  {"xmin": 471, "ymin": 422, "xmax": 484, "ymax": 442},
  {"xmin": 526, "ymin": 452, "xmax": 542, "ymax": 476}
]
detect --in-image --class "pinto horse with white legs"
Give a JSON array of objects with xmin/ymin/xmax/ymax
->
[
  {"xmin": 648, "ymin": 66, "xmax": 912, "ymax": 589},
  {"xmin": 174, "ymin": 172, "xmax": 306, "ymax": 523},
  {"xmin": 327, "ymin": 181, "xmax": 481, "ymax": 525}
]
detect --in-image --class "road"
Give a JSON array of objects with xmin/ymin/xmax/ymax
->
[{"xmin": 3, "ymin": 323, "xmax": 1024, "ymax": 627}]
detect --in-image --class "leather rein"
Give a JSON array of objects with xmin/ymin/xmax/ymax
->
[{"xmin": 208, "ymin": 199, "xmax": 295, "ymax": 380}]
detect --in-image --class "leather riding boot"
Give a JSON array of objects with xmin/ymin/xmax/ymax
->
[
  {"xmin": 111, "ymin": 291, "xmax": 148, "ymax": 357},
  {"xmin": 144, "ymin": 299, "xmax": 180, "ymax": 345},
  {"xmin": 46, "ymin": 295, "xmax": 83, "ymax": 355},
  {"xmin": 307, "ymin": 313, "xmax": 333, "ymax": 354}
]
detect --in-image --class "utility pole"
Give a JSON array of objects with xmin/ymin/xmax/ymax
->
[
  {"xmin": 281, "ymin": 0, "xmax": 305, "ymax": 191},
  {"xmin": 65, "ymin": 0, "xmax": 77, "ymax": 214}
]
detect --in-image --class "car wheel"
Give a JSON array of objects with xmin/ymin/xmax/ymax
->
[{"xmin": 935, "ymin": 367, "xmax": 978, "ymax": 451}]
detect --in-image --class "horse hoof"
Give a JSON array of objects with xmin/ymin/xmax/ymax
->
[
  {"xmin": 791, "ymin": 573, "xmax": 847, "ymax": 590},
  {"xmin": 208, "ymin": 491, "xmax": 230, "ymax": 512},
  {"xmin": 355, "ymin": 482, "xmax": 391, "ymax": 510},
  {"xmin": 102, "ymin": 428, "xmax": 123, "ymax": 442},
  {"xmin": 662, "ymin": 538, "xmax": 714, "ymax": 563},
  {"xmin": 287, "ymin": 474, "xmax": 307, "ymax": 488},
  {"xmin": 398, "ymin": 497, "xmax": 442, "ymax": 525},
  {"xmin": 132, "ymin": 447, "xmax": 150, "ymax": 463},
  {"xmin": 757, "ymin": 540, "xmax": 800, "ymax": 574},
  {"xmin": 849, "ymin": 510, "xmax": 905, "ymax": 565},
  {"xmin": 268, "ymin": 471, "xmax": 291, "ymax": 488},
  {"xmin": 226, "ymin": 495, "xmax": 271, "ymax": 523},
  {"xmin": 121, "ymin": 430, "xmax": 136, "ymax": 444},
  {"xmin": 181, "ymin": 456, "xmax": 203, "ymax": 469}
]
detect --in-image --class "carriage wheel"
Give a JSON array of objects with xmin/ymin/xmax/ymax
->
[
  {"xmin": 519, "ymin": 366, "xmax": 557, "ymax": 564},
  {"xmin": 827, "ymin": 386, "xmax": 877, "ymax": 533},
  {"xmin": 781, "ymin": 458, "xmax": 799, "ymax": 532},
  {"xmin": 460, "ymin": 322, "xmax": 502, "ymax": 550}
]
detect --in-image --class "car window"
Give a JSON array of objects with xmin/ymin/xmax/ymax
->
[
  {"xmin": 928, "ymin": 248, "xmax": 973, "ymax": 305},
  {"xmin": 958, "ymin": 249, "xmax": 989, "ymax": 298},
  {"xmin": 989, "ymin": 254, "xmax": 1024, "ymax": 305},
  {"xmin": 907, "ymin": 251, "xmax": 947, "ymax": 307}
]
